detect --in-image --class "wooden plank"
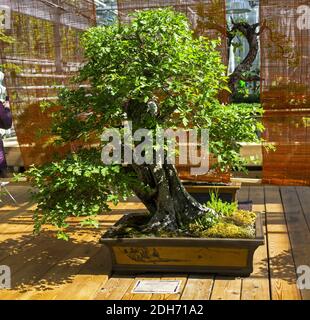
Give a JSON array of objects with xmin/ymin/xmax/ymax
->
[
  {"xmin": 181, "ymin": 275, "xmax": 214, "ymax": 300},
  {"xmin": 13, "ymin": 213, "xmax": 120, "ymax": 300},
  {"xmin": 0, "ymin": 213, "xmax": 120, "ymax": 300},
  {"xmin": 0, "ymin": 233, "xmax": 68, "ymax": 275},
  {"xmin": 0, "ymin": 208, "xmax": 34, "ymax": 228},
  {"xmin": 0, "ymin": 195, "xmax": 50, "ymax": 265},
  {"xmin": 0, "ymin": 186, "xmax": 58, "ymax": 264},
  {"xmin": 295, "ymin": 187, "xmax": 310, "ymax": 232},
  {"xmin": 236, "ymin": 185, "xmax": 249, "ymax": 203},
  {"xmin": 0, "ymin": 233, "xmax": 94, "ymax": 300},
  {"xmin": 241, "ymin": 186, "xmax": 270, "ymax": 300},
  {"xmin": 0, "ymin": 226, "xmax": 36, "ymax": 262},
  {"xmin": 50, "ymin": 247, "xmax": 111, "ymax": 300},
  {"xmin": 0, "ymin": 212, "xmax": 118, "ymax": 262},
  {"xmin": 210, "ymin": 277, "xmax": 242, "ymax": 300},
  {"xmin": 264, "ymin": 186, "xmax": 301, "ymax": 300},
  {"xmin": 17, "ymin": 244, "xmax": 101, "ymax": 299},
  {"xmin": 95, "ymin": 275, "xmax": 136, "ymax": 300},
  {"xmin": 281, "ymin": 186, "xmax": 310, "ymax": 300},
  {"xmin": 0, "ymin": 204, "xmax": 35, "ymax": 223},
  {"xmin": 0, "ymin": 212, "xmax": 35, "ymax": 245},
  {"xmin": 0, "ymin": 246, "xmax": 78, "ymax": 299}
]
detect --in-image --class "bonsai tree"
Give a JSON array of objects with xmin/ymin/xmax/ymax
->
[
  {"xmin": 23, "ymin": 9, "xmax": 263, "ymax": 239},
  {"xmin": 194, "ymin": 2, "xmax": 262, "ymax": 100}
]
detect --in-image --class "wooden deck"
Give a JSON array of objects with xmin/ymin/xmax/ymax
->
[{"xmin": 0, "ymin": 183, "xmax": 309, "ymax": 300}]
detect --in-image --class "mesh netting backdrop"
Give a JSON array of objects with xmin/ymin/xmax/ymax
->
[
  {"xmin": 260, "ymin": 0, "xmax": 310, "ymax": 185},
  {"xmin": 0, "ymin": 0, "xmax": 96, "ymax": 166}
]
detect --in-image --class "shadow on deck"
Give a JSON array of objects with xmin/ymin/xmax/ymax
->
[{"xmin": 0, "ymin": 183, "xmax": 309, "ymax": 300}]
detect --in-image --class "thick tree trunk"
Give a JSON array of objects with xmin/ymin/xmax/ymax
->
[{"xmin": 131, "ymin": 163, "xmax": 214, "ymax": 232}]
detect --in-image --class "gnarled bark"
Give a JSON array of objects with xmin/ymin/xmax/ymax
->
[
  {"xmin": 227, "ymin": 20, "xmax": 260, "ymax": 98},
  {"xmin": 130, "ymin": 163, "xmax": 214, "ymax": 232},
  {"xmin": 196, "ymin": 15, "xmax": 261, "ymax": 101}
]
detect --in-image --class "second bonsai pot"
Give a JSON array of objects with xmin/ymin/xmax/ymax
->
[{"xmin": 183, "ymin": 181, "xmax": 241, "ymax": 204}]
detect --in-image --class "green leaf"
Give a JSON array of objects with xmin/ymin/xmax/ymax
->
[{"xmin": 57, "ymin": 231, "xmax": 69, "ymax": 241}]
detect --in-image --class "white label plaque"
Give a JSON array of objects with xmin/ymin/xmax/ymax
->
[{"xmin": 132, "ymin": 280, "xmax": 181, "ymax": 294}]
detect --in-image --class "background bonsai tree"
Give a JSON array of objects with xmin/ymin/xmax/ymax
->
[
  {"xmin": 23, "ymin": 9, "xmax": 263, "ymax": 239},
  {"xmin": 194, "ymin": 2, "xmax": 262, "ymax": 101}
]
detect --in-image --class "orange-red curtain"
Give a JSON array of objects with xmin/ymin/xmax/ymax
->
[
  {"xmin": 0, "ymin": 0, "xmax": 96, "ymax": 167},
  {"xmin": 260, "ymin": 0, "xmax": 310, "ymax": 185}
]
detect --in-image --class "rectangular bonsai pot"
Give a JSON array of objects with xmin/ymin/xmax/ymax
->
[
  {"xmin": 100, "ymin": 212, "xmax": 264, "ymax": 277},
  {"xmin": 183, "ymin": 181, "xmax": 241, "ymax": 203}
]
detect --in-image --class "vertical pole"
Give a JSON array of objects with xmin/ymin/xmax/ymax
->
[{"xmin": 53, "ymin": 6, "xmax": 63, "ymax": 73}]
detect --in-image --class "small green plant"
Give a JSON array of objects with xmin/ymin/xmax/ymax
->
[
  {"xmin": 187, "ymin": 192, "xmax": 237, "ymax": 232},
  {"xmin": 188, "ymin": 192, "xmax": 256, "ymax": 239},
  {"xmin": 188, "ymin": 211, "xmax": 220, "ymax": 232},
  {"xmin": 206, "ymin": 192, "xmax": 238, "ymax": 216}
]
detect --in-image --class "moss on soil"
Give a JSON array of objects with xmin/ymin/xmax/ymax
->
[{"xmin": 103, "ymin": 209, "xmax": 257, "ymax": 240}]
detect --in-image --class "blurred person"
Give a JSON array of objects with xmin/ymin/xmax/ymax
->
[{"xmin": 0, "ymin": 71, "xmax": 12, "ymax": 177}]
